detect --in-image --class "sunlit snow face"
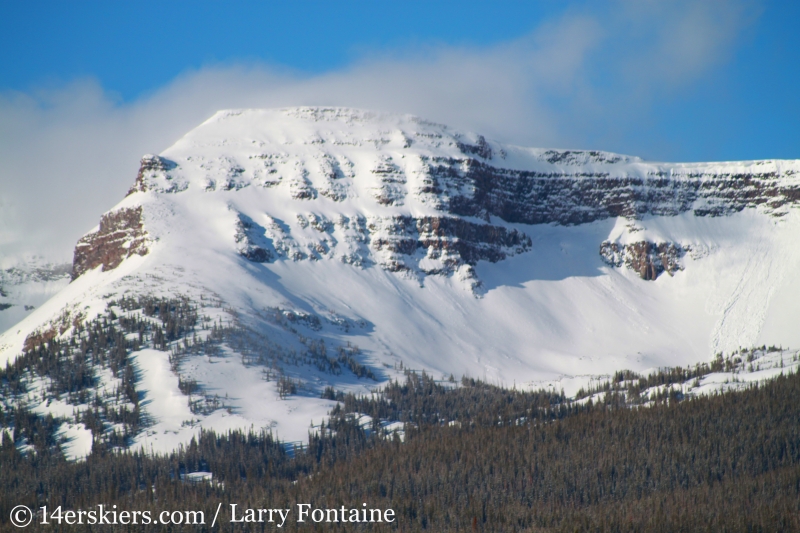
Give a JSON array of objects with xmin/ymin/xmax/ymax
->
[{"xmin": 3, "ymin": 107, "xmax": 800, "ymax": 456}]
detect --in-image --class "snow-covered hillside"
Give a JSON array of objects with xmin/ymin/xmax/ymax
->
[{"xmin": 2, "ymin": 107, "xmax": 799, "ymax": 456}]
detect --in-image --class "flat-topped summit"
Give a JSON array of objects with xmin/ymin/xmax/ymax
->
[
  {"xmin": 2, "ymin": 107, "xmax": 800, "ymax": 455},
  {"xmin": 77, "ymin": 106, "xmax": 800, "ymax": 290}
]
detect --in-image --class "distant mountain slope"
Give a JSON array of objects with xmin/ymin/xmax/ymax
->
[
  {"xmin": 0, "ymin": 260, "xmax": 71, "ymax": 334},
  {"xmin": 1, "ymin": 107, "xmax": 799, "ymax": 454}
]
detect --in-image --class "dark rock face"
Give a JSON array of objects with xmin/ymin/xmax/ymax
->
[
  {"xmin": 456, "ymin": 135, "xmax": 493, "ymax": 160},
  {"xmin": 127, "ymin": 155, "xmax": 176, "ymax": 196},
  {"xmin": 415, "ymin": 216, "xmax": 530, "ymax": 267},
  {"xmin": 371, "ymin": 156, "xmax": 406, "ymax": 206},
  {"xmin": 370, "ymin": 215, "xmax": 531, "ymax": 274},
  {"xmin": 423, "ymin": 158, "xmax": 800, "ymax": 225},
  {"xmin": 72, "ymin": 206, "xmax": 148, "ymax": 279},
  {"xmin": 537, "ymin": 150, "xmax": 632, "ymax": 165},
  {"xmin": 235, "ymin": 214, "xmax": 273, "ymax": 263},
  {"xmin": 600, "ymin": 241, "xmax": 686, "ymax": 280}
]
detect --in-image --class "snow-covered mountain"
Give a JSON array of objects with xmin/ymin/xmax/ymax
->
[
  {"xmin": 2, "ymin": 107, "xmax": 800, "ymax": 456},
  {"xmin": 0, "ymin": 259, "xmax": 71, "ymax": 334}
]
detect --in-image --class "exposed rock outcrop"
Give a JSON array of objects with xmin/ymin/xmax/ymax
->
[
  {"xmin": 370, "ymin": 156, "xmax": 407, "ymax": 206},
  {"xmin": 127, "ymin": 154, "xmax": 176, "ymax": 195},
  {"xmin": 72, "ymin": 206, "xmax": 148, "ymax": 279},
  {"xmin": 235, "ymin": 214, "xmax": 273, "ymax": 263},
  {"xmin": 429, "ymin": 158, "xmax": 800, "ymax": 225},
  {"xmin": 237, "ymin": 211, "xmax": 530, "ymax": 283},
  {"xmin": 23, "ymin": 308, "xmax": 84, "ymax": 351},
  {"xmin": 600, "ymin": 241, "xmax": 686, "ymax": 280},
  {"xmin": 369, "ymin": 215, "xmax": 531, "ymax": 275},
  {"xmin": 415, "ymin": 216, "xmax": 530, "ymax": 267},
  {"xmin": 456, "ymin": 135, "xmax": 493, "ymax": 160}
]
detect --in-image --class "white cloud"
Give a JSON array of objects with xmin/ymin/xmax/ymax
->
[{"xmin": 0, "ymin": 0, "xmax": 757, "ymax": 264}]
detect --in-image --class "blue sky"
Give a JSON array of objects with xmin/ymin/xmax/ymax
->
[
  {"xmin": 1, "ymin": 2, "xmax": 565, "ymax": 98},
  {"xmin": 1, "ymin": 0, "xmax": 799, "ymax": 259},
  {"xmin": 2, "ymin": 0, "xmax": 797, "ymax": 161}
]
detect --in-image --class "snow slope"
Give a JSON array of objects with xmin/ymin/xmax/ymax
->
[{"xmin": 2, "ymin": 107, "xmax": 799, "ymax": 453}]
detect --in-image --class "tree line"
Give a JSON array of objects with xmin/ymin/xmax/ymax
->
[{"xmin": 1, "ymin": 366, "xmax": 798, "ymax": 531}]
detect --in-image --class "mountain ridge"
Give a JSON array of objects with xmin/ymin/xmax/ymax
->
[{"xmin": 2, "ymin": 106, "xmax": 799, "ymax": 455}]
